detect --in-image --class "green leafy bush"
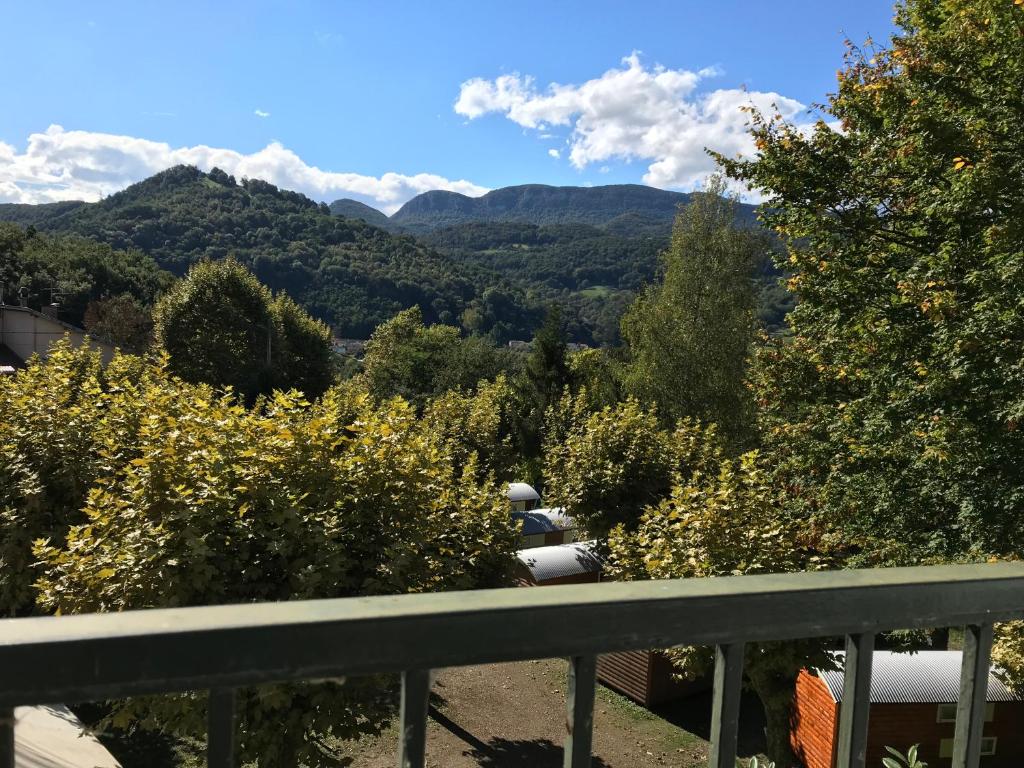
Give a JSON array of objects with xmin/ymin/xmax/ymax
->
[{"xmin": 0, "ymin": 341, "xmax": 518, "ymax": 765}]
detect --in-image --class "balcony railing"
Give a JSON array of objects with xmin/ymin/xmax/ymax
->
[{"xmin": 1, "ymin": 562, "xmax": 1022, "ymax": 768}]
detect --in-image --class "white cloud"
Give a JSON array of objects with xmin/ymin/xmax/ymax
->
[
  {"xmin": 254, "ymin": 109, "xmax": 271, "ymax": 118},
  {"xmin": 548, "ymin": 148, "xmax": 560, "ymax": 159},
  {"xmin": 455, "ymin": 52, "xmax": 817, "ymax": 194},
  {"xmin": 0, "ymin": 125, "xmax": 489, "ymax": 214}
]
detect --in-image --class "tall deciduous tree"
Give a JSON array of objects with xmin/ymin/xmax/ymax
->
[
  {"xmin": 542, "ymin": 394, "xmax": 722, "ymax": 540},
  {"xmin": 607, "ymin": 447, "xmax": 835, "ymax": 767},
  {"xmin": 153, "ymin": 259, "xmax": 334, "ymax": 401},
  {"xmin": 21, "ymin": 345, "xmax": 518, "ymax": 766},
  {"xmin": 718, "ymin": 0, "xmax": 1024, "ymax": 562},
  {"xmin": 360, "ymin": 305, "xmax": 510, "ymax": 409},
  {"xmin": 621, "ymin": 176, "xmax": 765, "ymax": 444}
]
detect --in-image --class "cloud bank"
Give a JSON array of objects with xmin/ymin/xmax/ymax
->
[
  {"xmin": 456, "ymin": 52, "xmax": 815, "ymax": 192},
  {"xmin": 0, "ymin": 125, "xmax": 489, "ymax": 214}
]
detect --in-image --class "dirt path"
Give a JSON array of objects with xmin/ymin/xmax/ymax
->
[{"xmin": 336, "ymin": 658, "xmax": 709, "ymax": 767}]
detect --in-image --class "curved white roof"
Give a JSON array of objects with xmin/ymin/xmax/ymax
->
[
  {"xmin": 817, "ymin": 650, "xmax": 1020, "ymax": 704},
  {"xmin": 516, "ymin": 541, "xmax": 602, "ymax": 581},
  {"xmin": 507, "ymin": 482, "xmax": 541, "ymax": 502}
]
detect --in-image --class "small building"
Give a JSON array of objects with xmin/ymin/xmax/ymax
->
[
  {"xmin": 792, "ymin": 651, "xmax": 1024, "ymax": 768},
  {"xmin": 332, "ymin": 337, "xmax": 366, "ymax": 357},
  {"xmin": 0, "ymin": 305, "xmax": 115, "ymax": 365},
  {"xmin": 507, "ymin": 482, "xmax": 541, "ymax": 512},
  {"xmin": 514, "ymin": 541, "xmax": 602, "ymax": 586},
  {"xmin": 512, "ymin": 507, "xmax": 577, "ymax": 547},
  {"xmin": 13, "ymin": 704, "xmax": 122, "ymax": 767},
  {"xmin": 596, "ymin": 650, "xmax": 709, "ymax": 708}
]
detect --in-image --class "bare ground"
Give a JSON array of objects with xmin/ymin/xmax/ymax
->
[{"xmin": 334, "ymin": 658, "xmax": 709, "ymax": 768}]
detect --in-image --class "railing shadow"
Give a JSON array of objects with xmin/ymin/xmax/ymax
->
[{"xmin": 430, "ymin": 706, "xmax": 612, "ymax": 767}]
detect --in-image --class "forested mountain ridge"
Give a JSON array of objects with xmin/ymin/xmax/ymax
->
[
  {"xmin": 329, "ymin": 183, "xmax": 760, "ymax": 236},
  {"xmin": 327, "ymin": 198, "xmax": 392, "ymax": 228},
  {"xmin": 389, "ymin": 183, "xmax": 704, "ymax": 233},
  {"xmin": 0, "ymin": 169, "xmax": 789, "ymax": 343},
  {"xmin": 326, "ymin": 183, "xmax": 783, "ymax": 342},
  {"xmin": 0, "ymin": 166, "xmax": 538, "ymax": 339}
]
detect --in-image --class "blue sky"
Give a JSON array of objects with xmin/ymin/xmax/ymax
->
[{"xmin": 1, "ymin": 1, "xmax": 896, "ymax": 212}]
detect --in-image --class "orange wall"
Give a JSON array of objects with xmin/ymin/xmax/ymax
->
[{"xmin": 792, "ymin": 670, "xmax": 839, "ymax": 768}]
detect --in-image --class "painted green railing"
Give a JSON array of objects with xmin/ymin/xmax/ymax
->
[{"xmin": 1, "ymin": 563, "xmax": 1022, "ymax": 768}]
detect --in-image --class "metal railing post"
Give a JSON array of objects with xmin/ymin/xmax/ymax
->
[
  {"xmin": 952, "ymin": 624, "xmax": 994, "ymax": 768},
  {"xmin": 398, "ymin": 668, "xmax": 431, "ymax": 768},
  {"xmin": 0, "ymin": 707, "xmax": 13, "ymax": 768},
  {"xmin": 836, "ymin": 632, "xmax": 875, "ymax": 768},
  {"xmin": 709, "ymin": 643, "xmax": 745, "ymax": 768},
  {"xmin": 564, "ymin": 654, "xmax": 597, "ymax": 768},
  {"xmin": 208, "ymin": 687, "xmax": 238, "ymax": 768}
]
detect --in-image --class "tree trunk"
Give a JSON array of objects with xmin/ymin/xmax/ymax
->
[
  {"xmin": 746, "ymin": 664, "xmax": 799, "ymax": 768},
  {"xmin": 762, "ymin": 695, "xmax": 797, "ymax": 768}
]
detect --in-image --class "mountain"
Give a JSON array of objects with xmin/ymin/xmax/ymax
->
[
  {"xmin": 388, "ymin": 184, "xmax": 692, "ymax": 233},
  {"xmin": 328, "ymin": 198, "xmax": 392, "ymax": 229},
  {"xmin": 1, "ymin": 171, "xmax": 789, "ymax": 345},
  {"xmin": 0, "ymin": 166, "xmax": 537, "ymax": 340},
  {"xmin": 0, "ymin": 200, "xmax": 87, "ymax": 228}
]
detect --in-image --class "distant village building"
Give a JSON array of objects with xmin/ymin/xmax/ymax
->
[
  {"xmin": 507, "ymin": 339, "xmax": 590, "ymax": 353},
  {"xmin": 792, "ymin": 651, "xmax": 1024, "ymax": 768},
  {"xmin": 507, "ymin": 482, "xmax": 541, "ymax": 512},
  {"xmin": 512, "ymin": 507, "xmax": 577, "ymax": 548},
  {"xmin": 0, "ymin": 305, "xmax": 115, "ymax": 373},
  {"xmin": 514, "ymin": 541, "xmax": 602, "ymax": 586},
  {"xmin": 332, "ymin": 337, "xmax": 366, "ymax": 357}
]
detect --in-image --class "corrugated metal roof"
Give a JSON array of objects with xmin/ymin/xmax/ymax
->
[
  {"xmin": 516, "ymin": 541, "xmax": 602, "ymax": 581},
  {"xmin": 513, "ymin": 508, "xmax": 575, "ymax": 536},
  {"xmin": 817, "ymin": 651, "xmax": 1021, "ymax": 704},
  {"xmin": 507, "ymin": 482, "xmax": 541, "ymax": 503}
]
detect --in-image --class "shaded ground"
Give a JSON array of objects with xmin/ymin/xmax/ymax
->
[{"xmin": 89, "ymin": 658, "xmax": 764, "ymax": 767}]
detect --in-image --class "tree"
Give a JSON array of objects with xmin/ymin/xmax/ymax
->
[
  {"xmin": 621, "ymin": 176, "xmax": 765, "ymax": 444},
  {"xmin": 542, "ymin": 395, "xmax": 721, "ymax": 540},
  {"xmin": 0, "ymin": 340, "xmax": 112, "ymax": 615},
  {"xmin": 29, "ymin": 351, "xmax": 519, "ymax": 766},
  {"xmin": 514, "ymin": 306, "xmax": 573, "ymax": 459},
  {"xmin": 153, "ymin": 259, "xmax": 335, "ymax": 402},
  {"xmin": 0, "ymin": 222, "xmax": 173, "ymax": 328},
  {"xmin": 360, "ymin": 306, "xmax": 510, "ymax": 409},
  {"xmin": 718, "ymin": 0, "xmax": 1024, "ymax": 562},
  {"xmin": 423, "ymin": 374, "xmax": 520, "ymax": 482},
  {"xmin": 269, "ymin": 292, "xmax": 335, "ymax": 397},
  {"xmin": 607, "ymin": 447, "xmax": 836, "ymax": 766},
  {"xmin": 82, "ymin": 295, "xmax": 154, "ymax": 351}
]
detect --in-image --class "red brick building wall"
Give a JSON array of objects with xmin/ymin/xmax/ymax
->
[
  {"xmin": 866, "ymin": 701, "xmax": 1024, "ymax": 768},
  {"xmin": 791, "ymin": 670, "xmax": 1024, "ymax": 768},
  {"xmin": 792, "ymin": 670, "xmax": 839, "ymax": 768}
]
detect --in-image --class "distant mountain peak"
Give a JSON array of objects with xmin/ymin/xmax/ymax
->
[
  {"xmin": 327, "ymin": 198, "xmax": 391, "ymax": 228},
  {"xmin": 388, "ymin": 183, "xmax": 700, "ymax": 233}
]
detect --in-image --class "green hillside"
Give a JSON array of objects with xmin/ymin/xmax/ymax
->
[
  {"xmin": 0, "ymin": 166, "xmax": 537, "ymax": 339},
  {"xmin": 0, "ymin": 170, "xmax": 791, "ymax": 343}
]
